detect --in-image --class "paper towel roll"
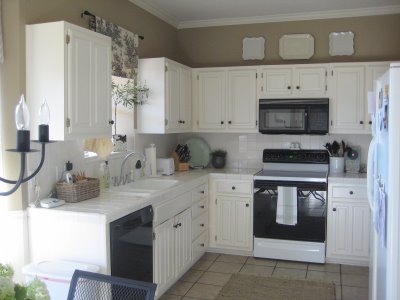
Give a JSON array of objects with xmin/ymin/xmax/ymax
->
[{"xmin": 145, "ymin": 144, "xmax": 157, "ymax": 176}]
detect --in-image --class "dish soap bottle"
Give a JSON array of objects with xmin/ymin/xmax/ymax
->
[
  {"xmin": 134, "ymin": 160, "xmax": 142, "ymax": 180},
  {"xmin": 99, "ymin": 161, "xmax": 110, "ymax": 189}
]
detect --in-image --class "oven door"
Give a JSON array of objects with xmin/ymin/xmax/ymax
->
[{"xmin": 253, "ymin": 180, "xmax": 326, "ymax": 243}]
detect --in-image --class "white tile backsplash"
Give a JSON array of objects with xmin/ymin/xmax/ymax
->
[{"xmin": 178, "ymin": 132, "xmax": 372, "ymax": 170}]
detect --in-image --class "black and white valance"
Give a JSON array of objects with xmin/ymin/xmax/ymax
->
[{"xmin": 89, "ymin": 15, "xmax": 139, "ymax": 80}]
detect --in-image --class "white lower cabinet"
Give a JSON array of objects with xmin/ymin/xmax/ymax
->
[
  {"xmin": 216, "ymin": 195, "xmax": 252, "ymax": 249},
  {"xmin": 327, "ymin": 182, "xmax": 370, "ymax": 265},
  {"xmin": 209, "ymin": 177, "xmax": 253, "ymax": 252},
  {"xmin": 191, "ymin": 183, "xmax": 209, "ymax": 261},
  {"xmin": 154, "ymin": 208, "xmax": 192, "ymax": 296}
]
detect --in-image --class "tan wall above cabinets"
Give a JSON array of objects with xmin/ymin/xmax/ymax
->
[
  {"xmin": 21, "ymin": 0, "xmax": 179, "ymax": 60},
  {"xmin": 190, "ymin": 61, "xmax": 390, "ymax": 134},
  {"xmin": 177, "ymin": 14, "xmax": 400, "ymax": 68}
]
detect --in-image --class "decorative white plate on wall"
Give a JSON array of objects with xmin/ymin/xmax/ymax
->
[
  {"xmin": 242, "ymin": 37, "xmax": 265, "ymax": 60},
  {"xmin": 279, "ymin": 34, "xmax": 314, "ymax": 60},
  {"xmin": 329, "ymin": 31, "xmax": 354, "ymax": 56}
]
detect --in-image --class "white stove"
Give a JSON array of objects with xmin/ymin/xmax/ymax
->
[{"xmin": 253, "ymin": 149, "xmax": 329, "ymax": 263}]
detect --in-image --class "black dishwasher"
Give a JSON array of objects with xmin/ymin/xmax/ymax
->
[{"xmin": 110, "ymin": 205, "xmax": 153, "ymax": 283}]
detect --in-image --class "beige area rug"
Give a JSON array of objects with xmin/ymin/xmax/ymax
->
[{"xmin": 215, "ymin": 274, "xmax": 335, "ymax": 300}]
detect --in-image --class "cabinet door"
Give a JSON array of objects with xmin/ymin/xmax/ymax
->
[
  {"xmin": 154, "ymin": 219, "xmax": 175, "ymax": 291},
  {"xmin": 166, "ymin": 62, "xmax": 180, "ymax": 131},
  {"xmin": 174, "ymin": 208, "xmax": 192, "ymax": 276},
  {"xmin": 351, "ymin": 203, "xmax": 370, "ymax": 258},
  {"xmin": 327, "ymin": 201, "xmax": 351, "ymax": 256},
  {"xmin": 327, "ymin": 199, "xmax": 370, "ymax": 260},
  {"xmin": 179, "ymin": 67, "xmax": 192, "ymax": 130},
  {"xmin": 67, "ymin": 26, "xmax": 111, "ymax": 138},
  {"xmin": 330, "ymin": 66, "xmax": 365, "ymax": 132},
  {"xmin": 293, "ymin": 67, "xmax": 327, "ymax": 96},
  {"xmin": 197, "ymin": 70, "xmax": 226, "ymax": 130},
  {"xmin": 227, "ymin": 69, "xmax": 257, "ymax": 130},
  {"xmin": 261, "ymin": 67, "xmax": 292, "ymax": 97},
  {"xmin": 216, "ymin": 196, "xmax": 251, "ymax": 249}
]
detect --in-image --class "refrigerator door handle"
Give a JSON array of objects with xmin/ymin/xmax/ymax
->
[{"xmin": 367, "ymin": 136, "xmax": 377, "ymax": 210}]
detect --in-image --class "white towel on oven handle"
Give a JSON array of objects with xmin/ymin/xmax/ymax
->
[{"xmin": 276, "ymin": 186, "xmax": 298, "ymax": 226}]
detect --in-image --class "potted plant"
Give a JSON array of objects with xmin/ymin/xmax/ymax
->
[
  {"xmin": 111, "ymin": 78, "xmax": 149, "ymax": 151},
  {"xmin": 0, "ymin": 264, "xmax": 50, "ymax": 300},
  {"xmin": 210, "ymin": 149, "xmax": 227, "ymax": 169}
]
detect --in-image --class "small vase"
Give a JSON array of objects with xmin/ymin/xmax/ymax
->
[{"xmin": 212, "ymin": 155, "xmax": 226, "ymax": 169}]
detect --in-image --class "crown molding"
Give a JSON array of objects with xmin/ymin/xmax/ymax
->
[
  {"xmin": 177, "ymin": 5, "xmax": 400, "ymax": 29},
  {"xmin": 129, "ymin": 0, "xmax": 179, "ymax": 28}
]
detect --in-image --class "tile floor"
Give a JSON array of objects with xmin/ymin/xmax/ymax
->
[{"xmin": 160, "ymin": 253, "xmax": 369, "ymax": 300}]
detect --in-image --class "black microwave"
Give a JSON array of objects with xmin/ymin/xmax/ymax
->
[{"xmin": 259, "ymin": 98, "xmax": 329, "ymax": 135}]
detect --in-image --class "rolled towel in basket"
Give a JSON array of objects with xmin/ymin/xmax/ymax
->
[{"xmin": 276, "ymin": 186, "xmax": 298, "ymax": 226}]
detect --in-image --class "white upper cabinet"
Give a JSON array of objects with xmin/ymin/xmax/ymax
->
[
  {"xmin": 259, "ymin": 65, "xmax": 327, "ymax": 98},
  {"xmin": 193, "ymin": 67, "xmax": 257, "ymax": 132},
  {"xmin": 227, "ymin": 69, "xmax": 257, "ymax": 130},
  {"xmin": 137, "ymin": 58, "xmax": 192, "ymax": 134},
  {"xmin": 329, "ymin": 64, "xmax": 365, "ymax": 133},
  {"xmin": 26, "ymin": 21, "xmax": 112, "ymax": 140}
]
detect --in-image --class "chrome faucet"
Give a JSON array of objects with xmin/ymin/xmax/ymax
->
[{"xmin": 118, "ymin": 151, "xmax": 146, "ymax": 186}]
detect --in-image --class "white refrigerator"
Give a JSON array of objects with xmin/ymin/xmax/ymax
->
[{"xmin": 368, "ymin": 62, "xmax": 400, "ymax": 300}]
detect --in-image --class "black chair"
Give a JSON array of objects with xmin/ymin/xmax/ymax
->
[{"xmin": 67, "ymin": 270, "xmax": 157, "ymax": 300}]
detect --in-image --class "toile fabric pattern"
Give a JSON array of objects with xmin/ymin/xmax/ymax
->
[{"xmin": 89, "ymin": 15, "xmax": 139, "ymax": 79}]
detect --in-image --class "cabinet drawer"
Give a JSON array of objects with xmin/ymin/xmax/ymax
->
[
  {"xmin": 216, "ymin": 181, "xmax": 252, "ymax": 195},
  {"xmin": 192, "ymin": 184, "xmax": 208, "ymax": 202},
  {"xmin": 192, "ymin": 213, "xmax": 208, "ymax": 240},
  {"xmin": 192, "ymin": 198, "xmax": 208, "ymax": 219},
  {"xmin": 192, "ymin": 230, "xmax": 208, "ymax": 262},
  {"xmin": 154, "ymin": 192, "xmax": 191, "ymax": 224},
  {"xmin": 331, "ymin": 186, "xmax": 367, "ymax": 199}
]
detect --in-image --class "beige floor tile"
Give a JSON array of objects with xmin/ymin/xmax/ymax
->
[
  {"xmin": 272, "ymin": 267, "xmax": 307, "ymax": 280},
  {"xmin": 186, "ymin": 283, "xmax": 222, "ymax": 300},
  {"xmin": 276, "ymin": 260, "xmax": 308, "ymax": 270},
  {"xmin": 160, "ymin": 294, "xmax": 182, "ymax": 300},
  {"xmin": 202, "ymin": 252, "xmax": 220, "ymax": 262},
  {"xmin": 216, "ymin": 254, "xmax": 247, "ymax": 264},
  {"xmin": 167, "ymin": 281, "xmax": 194, "ymax": 296},
  {"xmin": 341, "ymin": 265, "xmax": 369, "ymax": 275},
  {"xmin": 197, "ymin": 271, "xmax": 232, "ymax": 286},
  {"xmin": 208, "ymin": 261, "xmax": 243, "ymax": 274},
  {"xmin": 192, "ymin": 259, "xmax": 214, "ymax": 271},
  {"xmin": 246, "ymin": 257, "xmax": 277, "ymax": 267},
  {"xmin": 306, "ymin": 270, "xmax": 341, "ymax": 284},
  {"xmin": 308, "ymin": 263, "xmax": 340, "ymax": 273},
  {"xmin": 341, "ymin": 274, "xmax": 369, "ymax": 288},
  {"xmin": 239, "ymin": 264, "xmax": 274, "ymax": 277},
  {"xmin": 342, "ymin": 285, "xmax": 369, "ymax": 300},
  {"xmin": 180, "ymin": 269, "xmax": 204, "ymax": 283},
  {"xmin": 335, "ymin": 285, "xmax": 342, "ymax": 300}
]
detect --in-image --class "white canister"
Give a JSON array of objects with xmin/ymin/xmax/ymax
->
[{"xmin": 330, "ymin": 157, "xmax": 345, "ymax": 173}]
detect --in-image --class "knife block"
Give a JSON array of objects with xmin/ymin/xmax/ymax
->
[{"xmin": 172, "ymin": 152, "xmax": 189, "ymax": 171}]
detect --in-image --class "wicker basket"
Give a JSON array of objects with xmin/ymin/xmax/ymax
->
[{"xmin": 56, "ymin": 178, "xmax": 100, "ymax": 203}]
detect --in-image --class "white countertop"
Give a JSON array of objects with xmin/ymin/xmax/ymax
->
[
  {"xmin": 328, "ymin": 172, "xmax": 367, "ymax": 184},
  {"xmin": 28, "ymin": 168, "xmax": 259, "ymax": 223}
]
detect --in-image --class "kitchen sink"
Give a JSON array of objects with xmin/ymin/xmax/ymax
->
[{"xmin": 111, "ymin": 178, "xmax": 179, "ymax": 195}]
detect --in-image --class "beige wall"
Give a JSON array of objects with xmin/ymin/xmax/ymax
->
[
  {"xmin": 0, "ymin": 0, "xmax": 178, "ymax": 210},
  {"xmin": 177, "ymin": 14, "xmax": 400, "ymax": 67}
]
